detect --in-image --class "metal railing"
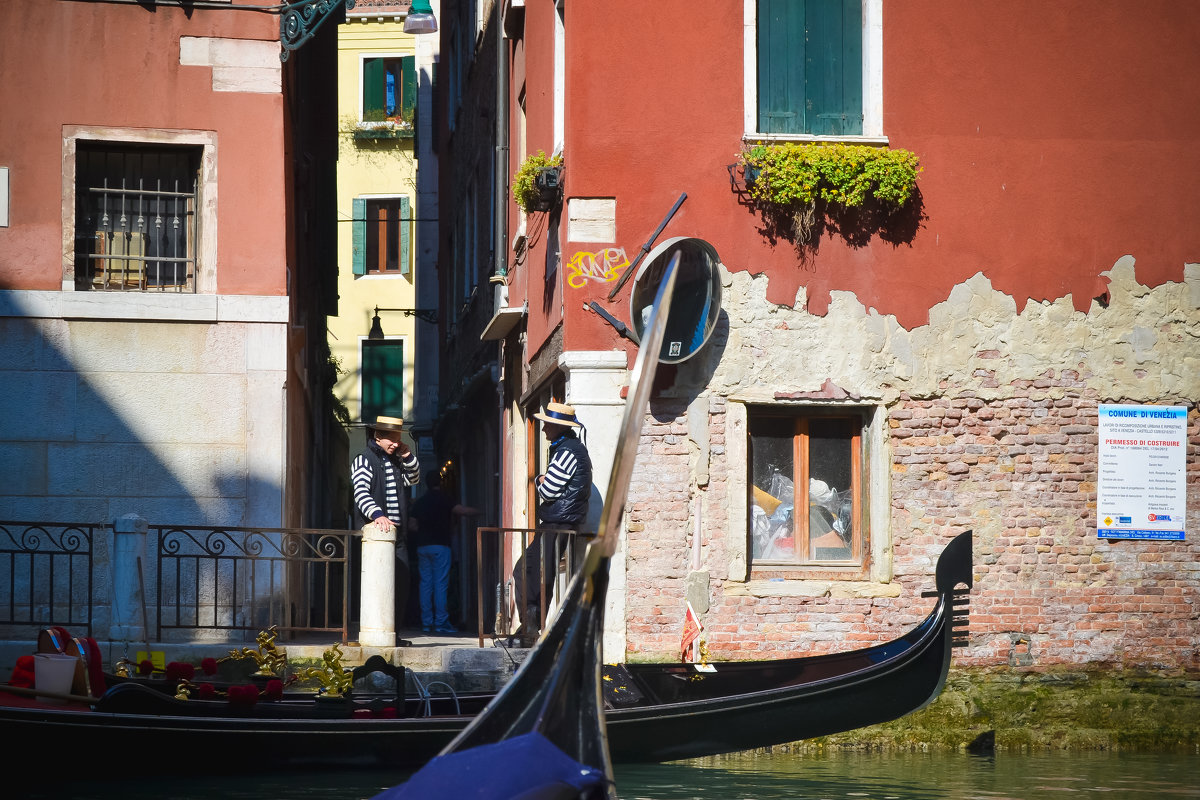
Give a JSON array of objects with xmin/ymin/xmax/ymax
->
[
  {"xmin": 0, "ymin": 520, "xmax": 358, "ymax": 645},
  {"xmin": 154, "ymin": 525, "xmax": 357, "ymax": 643},
  {"xmin": 2, "ymin": 518, "xmax": 599, "ymax": 649},
  {"xmin": 472, "ymin": 526, "xmax": 587, "ymax": 648},
  {"xmin": 0, "ymin": 521, "xmax": 97, "ymax": 638}
]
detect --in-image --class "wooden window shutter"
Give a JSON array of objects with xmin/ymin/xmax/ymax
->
[
  {"xmin": 400, "ymin": 196, "xmax": 411, "ymax": 275},
  {"xmin": 401, "ymin": 56, "xmax": 417, "ymax": 120},
  {"xmin": 363, "ymin": 57, "xmax": 384, "ymax": 117},
  {"xmin": 804, "ymin": 0, "xmax": 863, "ymax": 136},
  {"xmin": 757, "ymin": 0, "xmax": 806, "ymax": 134},
  {"xmin": 352, "ymin": 197, "xmax": 367, "ymax": 275}
]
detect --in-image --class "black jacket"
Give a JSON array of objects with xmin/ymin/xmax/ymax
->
[{"xmin": 537, "ymin": 435, "xmax": 592, "ymax": 527}]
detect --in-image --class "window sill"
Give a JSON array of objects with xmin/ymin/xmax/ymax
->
[
  {"xmin": 743, "ymin": 133, "xmax": 890, "ymax": 147},
  {"xmin": 727, "ymin": 578, "xmax": 900, "ymax": 599},
  {"xmin": 353, "ymin": 123, "xmax": 415, "ymax": 140},
  {"xmin": 512, "ymin": 219, "xmax": 527, "ymax": 254}
]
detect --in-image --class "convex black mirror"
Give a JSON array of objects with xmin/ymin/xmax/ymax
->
[{"xmin": 629, "ymin": 236, "xmax": 722, "ymax": 364}]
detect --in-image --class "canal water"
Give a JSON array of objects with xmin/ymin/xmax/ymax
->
[{"xmin": 32, "ymin": 751, "xmax": 1197, "ymax": 799}]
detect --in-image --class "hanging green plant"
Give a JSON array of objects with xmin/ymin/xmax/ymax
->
[
  {"xmin": 512, "ymin": 150, "xmax": 563, "ymax": 213},
  {"xmin": 736, "ymin": 143, "xmax": 922, "ymax": 243}
]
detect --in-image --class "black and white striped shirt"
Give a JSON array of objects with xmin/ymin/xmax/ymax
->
[
  {"xmin": 538, "ymin": 439, "xmax": 579, "ymax": 503},
  {"xmin": 351, "ymin": 441, "xmax": 420, "ymax": 523}
]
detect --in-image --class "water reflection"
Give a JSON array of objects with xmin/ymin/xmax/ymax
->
[
  {"xmin": 615, "ymin": 751, "xmax": 1200, "ymax": 800},
  {"xmin": 31, "ymin": 751, "xmax": 1199, "ymax": 800}
]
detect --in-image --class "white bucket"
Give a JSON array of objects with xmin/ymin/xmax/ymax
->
[{"xmin": 34, "ymin": 653, "xmax": 78, "ymax": 703}]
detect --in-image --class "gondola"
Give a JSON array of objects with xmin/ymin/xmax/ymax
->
[{"xmin": 0, "ymin": 528, "xmax": 970, "ymax": 773}]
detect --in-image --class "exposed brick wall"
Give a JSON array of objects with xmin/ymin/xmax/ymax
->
[
  {"xmin": 622, "ymin": 380, "xmax": 1199, "ymax": 673},
  {"xmin": 625, "ymin": 398, "xmax": 696, "ymax": 656},
  {"xmin": 891, "ymin": 380, "xmax": 1199, "ymax": 672}
]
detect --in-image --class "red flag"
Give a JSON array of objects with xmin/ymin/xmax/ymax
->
[{"xmin": 680, "ymin": 602, "xmax": 702, "ymax": 662}]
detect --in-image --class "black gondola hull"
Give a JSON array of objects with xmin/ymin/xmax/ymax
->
[{"xmin": 0, "ymin": 530, "xmax": 971, "ymax": 773}]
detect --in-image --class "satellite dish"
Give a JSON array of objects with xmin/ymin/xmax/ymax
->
[{"xmin": 629, "ymin": 237, "xmax": 722, "ymax": 363}]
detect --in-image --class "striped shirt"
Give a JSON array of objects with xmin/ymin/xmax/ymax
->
[
  {"xmin": 351, "ymin": 442, "xmax": 420, "ymax": 523},
  {"xmin": 537, "ymin": 438, "xmax": 580, "ymax": 503}
]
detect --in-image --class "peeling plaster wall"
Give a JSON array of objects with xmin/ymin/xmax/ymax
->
[
  {"xmin": 622, "ymin": 257, "xmax": 1200, "ymax": 671},
  {"xmin": 712, "ymin": 258, "xmax": 1197, "ymax": 405}
]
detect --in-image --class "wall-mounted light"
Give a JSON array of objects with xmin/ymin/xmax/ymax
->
[
  {"xmin": 369, "ymin": 306, "xmax": 439, "ymax": 339},
  {"xmin": 403, "ymin": 0, "xmax": 438, "ymax": 34}
]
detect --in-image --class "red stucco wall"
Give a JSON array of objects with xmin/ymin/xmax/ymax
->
[
  {"xmin": 0, "ymin": 0, "xmax": 287, "ymax": 296},
  {"xmin": 541, "ymin": 0, "xmax": 1200, "ymax": 337}
]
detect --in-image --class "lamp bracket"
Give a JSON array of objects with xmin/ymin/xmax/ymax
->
[
  {"xmin": 374, "ymin": 306, "xmax": 439, "ymax": 326},
  {"xmin": 280, "ymin": 0, "xmax": 355, "ymax": 62}
]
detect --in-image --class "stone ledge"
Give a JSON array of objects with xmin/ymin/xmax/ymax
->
[{"xmin": 725, "ymin": 580, "xmax": 903, "ymax": 599}]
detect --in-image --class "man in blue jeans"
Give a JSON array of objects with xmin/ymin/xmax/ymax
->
[{"xmin": 409, "ymin": 470, "xmax": 480, "ymax": 633}]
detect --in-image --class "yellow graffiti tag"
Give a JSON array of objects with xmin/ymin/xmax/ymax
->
[{"xmin": 565, "ymin": 247, "xmax": 630, "ymax": 289}]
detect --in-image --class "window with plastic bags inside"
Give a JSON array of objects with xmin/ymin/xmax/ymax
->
[{"xmin": 748, "ymin": 408, "xmax": 865, "ymax": 568}]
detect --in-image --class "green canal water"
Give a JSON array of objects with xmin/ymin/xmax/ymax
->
[{"xmin": 31, "ymin": 751, "xmax": 1198, "ymax": 799}]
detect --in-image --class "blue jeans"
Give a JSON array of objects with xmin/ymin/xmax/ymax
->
[{"xmin": 417, "ymin": 545, "xmax": 452, "ymax": 629}]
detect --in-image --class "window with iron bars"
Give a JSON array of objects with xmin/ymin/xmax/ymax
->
[{"xmin": 74, "ymin": 143, "xmax": 199, "ymax": 292}]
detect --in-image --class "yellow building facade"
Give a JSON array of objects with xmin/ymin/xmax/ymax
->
[{"xmin": 330, "ymin": 11, "xmax": 432, "ymax": 466}]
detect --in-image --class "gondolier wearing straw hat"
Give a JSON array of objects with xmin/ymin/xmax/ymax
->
[
  {"xmin": 514, "ymin": 402, "xmax": 592, "ymax": 642},
  {"xmin": 351, "ymin": 416, "xmax": 421, "ymax": 645}
]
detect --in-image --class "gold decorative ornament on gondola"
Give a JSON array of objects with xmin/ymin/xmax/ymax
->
[{"xmin": 294, "ymin": 643, "xmax": 354, "ymax": 698}]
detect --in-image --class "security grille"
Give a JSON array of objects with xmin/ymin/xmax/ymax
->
[{"xmin": 74, "ymin": 143, "xmax": 199, "ymax": 292}]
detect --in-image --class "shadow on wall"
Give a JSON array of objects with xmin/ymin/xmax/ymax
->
[
  {"xmin": 0, "ymin": 313, "xmax": 269, "ymax": 527},
  {"xmin": 0, "ymin": 307, "xmax": 303, "ymax": 644},
  {"xmin": 743, "ymin": 189, "xmax": 928, "ymax": 263}
]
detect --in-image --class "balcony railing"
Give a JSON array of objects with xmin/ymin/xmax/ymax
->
[
  {"xmin": 1, "ymin": 518, "xmax": 591, "ymax": 650},
  {"xmin": 153, "ymin": 524, "xmax": 356, "ymax": 642}
]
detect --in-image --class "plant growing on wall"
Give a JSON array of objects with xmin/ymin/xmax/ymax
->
[
  {"xmin": 325, "ymin": 352, "xmax": 350, "ymax": 426},
  {"xmin": 338, "ymin": 111, "xmax": 415, "ymax": 143},
  {"xmin": 736, "ymin": 143, "xmax": 922, "ymax": 244},
  {"xmin": 512, "ymin": 150, "xmax": 563, "ymax": 213}
]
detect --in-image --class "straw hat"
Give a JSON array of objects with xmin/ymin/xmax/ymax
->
[
  {"xmin": 371, "ymin": 415, "xmax": 405, "ymax": 433},
  {"xmin": 532, "ymin": 402, "xmax": 581, "ymax": 428}
]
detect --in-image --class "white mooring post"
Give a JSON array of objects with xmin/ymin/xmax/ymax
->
[{"xmin": 358, "ymin": 520, "xmax": 397, "ymax": 647}]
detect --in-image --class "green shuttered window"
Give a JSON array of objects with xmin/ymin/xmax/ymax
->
[
  {"xmin": 352, "ymin": 196, "xmax": 411, "ymax": 276},
  {"xmin": 363, "ymin": 56, "xmax": 416, "ymax": 122},
  {"xmin": 758, "ymin": 0, "xmax": 863, "ymax": 136}
]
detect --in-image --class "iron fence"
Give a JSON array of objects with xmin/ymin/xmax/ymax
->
[
  {"xmin": 0, "ymin": 521, "xmax": 97, "ymax": 638},
  {"xmin": 154, "ymin": 525, "xmax": 358, "ymax": 643},
  {"xmin": 471, "ymin": 526, "xmax": 587, "ymax": 648},
  {"xmin": 0, "ymin": 521, "xmax": 357, "ymax": 644}
]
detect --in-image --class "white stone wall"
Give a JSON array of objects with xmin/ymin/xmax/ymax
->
[{"xmin": 0, "ymin": 310, "xmax": 287, "ymax": 527}]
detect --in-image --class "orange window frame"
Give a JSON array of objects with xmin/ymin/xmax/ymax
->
[{"xmin": 789, "ymin": 416, "xmax": 862, "ymax": 565}]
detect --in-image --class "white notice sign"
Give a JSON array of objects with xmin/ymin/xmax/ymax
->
[{"xmin": 1096, "ymin": 404, "xmax": 1187, "ymax": 540}]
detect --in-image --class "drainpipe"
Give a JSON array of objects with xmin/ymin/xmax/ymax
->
[
  {"xmin": 493, "ymin": 8, "xmax": 510, "ymax": 527},
  {"xmin": 493, "ymin": 11, "xmax": 509, "ymax": 286}
]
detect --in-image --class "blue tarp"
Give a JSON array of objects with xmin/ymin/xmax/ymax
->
[{"xmin": 373, "ymin": 731, "xmax": 608, "ymax": 800}]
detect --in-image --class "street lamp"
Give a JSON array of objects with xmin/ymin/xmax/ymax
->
[
  {"xmin": 368, "ymin": 306, "xmax": 439, "ymax": 339},
  {"xmin": 403, "ymin": 0, "xmax": 438, "ymax": 34}
]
